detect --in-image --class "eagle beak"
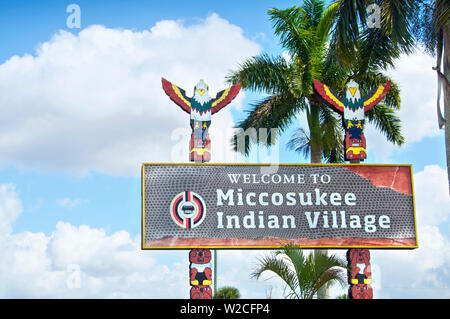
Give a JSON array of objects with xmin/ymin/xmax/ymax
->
[
  {"xmin": 198, "ymin": 89, "xmax": 205, "ymax": 96},
  {"xmin": 349, "ymin": 87, "xmax": 357, "ymax": 97}
]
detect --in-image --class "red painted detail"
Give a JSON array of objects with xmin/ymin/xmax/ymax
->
[{"xmin": 211, "ymin": 82, "xmax": 241, "ymax": 114}]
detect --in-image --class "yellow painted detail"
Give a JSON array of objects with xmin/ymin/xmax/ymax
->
[
  {"xmin": 351, "ymin": 279, "xmax": 359, "ymax": 284},
  {"xmin": 364, "ymin": 85, "xmax": 384, "ymax": 106},
  {"xmin": 364, "ymin": 278, "xmax": 372, "ymax": 284},
  {"xmin": 172, "ymin": 83, "xmax": 191, "ymax": 108},
  {"xmin": 212, "ymin": 87, "xmax": 230, "ymax": 107},
  {"xmin": 191, "ymin": 280, "xmax": 199, "ymax": 285},
  {"xmin": 323, "ymin": 85, "xmax": 344, "ymax": 108},
  {"xmin": 190, "ymin": 148, "xmax": 211, "ymax": 155},
  {"xmin": 203, "ymin": 280, "xmax": 212, "ymax": 285},
  {"xmin": 349, "ymin": 87, "xmax": 357, "ymax": 97},
  {"xmin": 346, "ymin": 147, "xmax": 367, "ymax": 155}
]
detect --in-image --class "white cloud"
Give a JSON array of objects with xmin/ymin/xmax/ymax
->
[
  {"xmin": 387, "ymin": 50, "xmax": 441, "ymax": 143},
  {"xmin": 0, "ymin": 184, "xmax": 189, "ymax": 298},
  {"xmin": 227, "ymin": 165, "xmax": 450, "ymax": 299},
  {"xmin": 413, "ymin": 165, "xmax": 450, "ymax": 226},
  {"xmin": 0, "ymin": 167, "xmax": 449, "ymax": 298},
  {"xmin": 369, "ymin": 165, "xmax": 450, "ymax": 298},
  {"xmin": 0, "ymin": 184, "xmax": 23, "ymax": 237},
  {"xmin": 0, "ymin": 14, "xmax": 260, "ymax": 177},
  {"xmin": 366, "ymin": 50, "xmax": 442, "ymax": 161}
]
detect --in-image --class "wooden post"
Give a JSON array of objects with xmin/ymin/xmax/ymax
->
[
  {"xmin": 189, "ymin": 248, "xmax": 213, "ymax": 299},
  {"xmin": 347, "ymin": 159, "xmax": 373, "ymax": 299},
  {"xmin": 161, "ymin": 78, "xmax": 241, "ymax": 299},
  {"xmin": 313, "ymin": 79, "xmax": 390, "ymax": 299},
  {"xmin": 213, "ymin": 250, "xmax": 217, "ymax": 296},
  {"xmin": 347, "ymin": 248, "xmax": 373, "ymax": 299}
]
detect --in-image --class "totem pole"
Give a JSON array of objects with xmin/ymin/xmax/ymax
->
[
  {"xmin": 313, "ymin": 79, "xmax": 391, "ymax": 299},
  {"xmin": 162, "ymin": 78, "xmax": 241, "ymax": 162},
  {"xmin": 346, "ymin": 249, "xmax": 373, "ymax": 299},
  {"xmin": 313, "ymin": 79, "xmax": 391, "ymax": 161},
  {"xmin": 189, "ymin": 249, "xmax": 213, "ymax": 299},
  {"xmin": 162, "ymin": 78, "xmax": 241, "ymax": 299}
]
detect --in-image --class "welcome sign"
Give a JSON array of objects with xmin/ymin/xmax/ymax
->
[{"xmin": 142, "ymin": 163, "xmax": 417, "ymax": 249}]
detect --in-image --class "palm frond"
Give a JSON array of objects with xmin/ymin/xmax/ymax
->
[
  {"xmin": 287, "ymin": 127, "xmax": 311, "ymax": 158},
  {"xmin": 354, "ymin": 72, "xmax": 401, "ymax": 110},
  {"xmin": 268, "ymin": 6, "xmax": 315, "ymax": 60},
  {"xmin": 433, "ymin": 0, "xmax": 450, "ymax": 30},
  {"xmin": 305, "ymin": 252, "xmax": 347, "ymax": 298},
  {"xmin": 254, "ymin": 245, "xmax": 347, "ymax": 299},
  {"xmin": 365, "ymin": 103, "xmax": 405, "ymax": 146},
  {"xmin": 226, "ymin": 54, "xmax": 291, "ymax": 94},
  {"xmin": 316, "ymin": 1, "xmax": 340, "ymax": 46},
  {"xmin": 330, "ymin": 0, "xmax": 368, "ymax": 64},
  {"xmin": 378, "ymin": 0, "xmax": 416, "ymax": 55},
  {"xmin": 319, "ymin": 105, "xmax": 345, "ymax": 162},
  {"xmin": 231, "ymin": 93, "xmax": 305, "ymax": 155},
  {"xmin": 303, "ymin": 0, "xmax": 327, "ymax": 29},
  {"xmin": 251, "ymin": 254, "xmax": 301, "ymax": 299}
]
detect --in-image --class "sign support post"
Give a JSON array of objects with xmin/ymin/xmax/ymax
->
[
  {"xmin": 346, "ymin": 159, "xmax": 373, "ymax": 299},
  {"xmin": 161, "ymin": 77, "xmax": 241, "ymax": 299},
  {"xmin": 142, "ymin": 163, "xmax": 417, "ymax": 300},
  {"xmin": 313, "ymin": 79, "xmax": 393, "ymax": 299}
]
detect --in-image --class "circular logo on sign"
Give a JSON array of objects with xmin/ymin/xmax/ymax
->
[{"xmin": 170, "ymin": 191, "xmax": 206, "ymax": 229}]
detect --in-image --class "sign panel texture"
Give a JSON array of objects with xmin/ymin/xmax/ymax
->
[{"xmin": 142, "ymin": 164, "xmax": 417, "ymax": 249}]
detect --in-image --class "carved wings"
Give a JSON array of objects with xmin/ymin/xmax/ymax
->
[
  {"xmin": 161, "ymin": 78, "xmax": 191, "ymax": 114},
  {"xmin": 313, "ymin": 80, "xmax": 345, "ymax": 113},
  {"xmin": 162, "ymin": 78, "xmax": 241, "ymax": 115},
  {"xmin": 363, "ymin": 81, "xmax": 391, "ymax": 112},
  {"xmin": 211, "ymin": 82, "xmax": 241, "ymax": 114},
  {"xmin": 313, "ymin": 79, "xmax": 391, "ymax": 113}
]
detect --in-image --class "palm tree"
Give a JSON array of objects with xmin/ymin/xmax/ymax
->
[
  {"xmin": 330, "ymin": 0, "xmax": 449, "ymax": 192},
  {"xmin": 251, "ymin": 244, "xmax": 347, "ymax": 299},
  {"xmin": 227, "ymin": 0, "xmax": 404, "ymax": 161},
  {"xmin": 214, "ymin": 286, "xmax": 241, "ymax": 299},
  {"xmin": 329, "ymin": 0, "xmax": 416, "ymax": 70},
  {"xmin": 227, "ymin": 0, "xmax": 405, "ymax": 298},
  {"xmin": 412, "ymin": 0, "xmax": 450, "ymax": 193}
]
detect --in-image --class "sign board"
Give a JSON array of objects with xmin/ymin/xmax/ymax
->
[{"xmin": 142, "ymin": 163, "xmax": 417, "ymax": 249}]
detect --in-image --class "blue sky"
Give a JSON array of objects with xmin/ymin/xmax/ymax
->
[
  {"xmin": 0, "ymin": 1, "xmax": 448, "ymax": 299},
  {"xmin": 0, "ymin": 0, "xmax": 306, "ymax": 237}
]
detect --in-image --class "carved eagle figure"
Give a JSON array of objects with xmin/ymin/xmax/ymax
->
[
  {"xmin": 313, "ymin": 79, "xmax": 391, "ymax": 161},
  {"xmin": 313, "ymin": 79, "xmax": 391, "ymax": 126},
  {"xmin": 161, "ymin": 78, "xmax": 241, "ymax": 124}
]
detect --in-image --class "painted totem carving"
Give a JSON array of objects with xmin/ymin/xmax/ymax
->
[
  {"xmin": 189, "ymin": 248, "xmax": 213, "ymax": 299},
  {"xmin": 347, "ymin": 248, "xmax": 373, "ymax": 299},
  {"xmin": 313, "ymin": 79, "xmax": 391, "ymax": 161},
  {"xmin": 162, "ymin": 78, "xmax": 241, "ymax": 162}
]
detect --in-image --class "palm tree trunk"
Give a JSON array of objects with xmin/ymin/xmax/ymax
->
[
  {"xmin": 443, "ymin": 25, "xmax": 450, "ymax": 194},
  {"xmin": 309, "ymin": 98, "xmax": 329, "ymax": 299}
]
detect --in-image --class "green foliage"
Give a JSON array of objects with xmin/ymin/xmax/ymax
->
[
  {"xmin": 228, "ymin": 0, "xmax": 405, "ymax": 161},
  {"xmin": 214, "ymin": 286, "xmax": 241, "ymax": 299},
  {"xmin": 330, "ymin": 0, "xmax": 416, "ymax": 67},
  {"xmin": 412, "ymin": 0, "xmax": 450, "ymax": 55},
  {"xmin": 251, "ymin": 244, "xmax": 347, "ymax": 299}
]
